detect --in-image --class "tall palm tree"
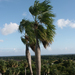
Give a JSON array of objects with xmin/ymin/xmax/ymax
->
[
  {"xmin": 19, "ymin": 19, "xmax": 36, "ymax": 75},
  {"xmin": 29, "ymin": 0, "xmax": 55, "ymax": 75}
]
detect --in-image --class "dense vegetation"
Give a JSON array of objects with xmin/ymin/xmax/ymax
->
[{"xmin": 0, "ymin": 54, "xmax": 75, "ymax": 75}]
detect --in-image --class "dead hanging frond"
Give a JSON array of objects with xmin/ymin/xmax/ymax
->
[
  {"xmin": 42, "ymin": 40, "xmax": 49, "ymax": 48},
  {"xmin": 25, "ymin": 35, "xmax": 29, "ymax": 42},
  {"xmin": 30, "ymin": 44, "xmax": 35, "ymax": 52},
  {"xmin": 34, "ymin": 21, "xmax": 38, "ymax": 29},
  {"xmin": 21, "ymin": 37, "xmax": 26, "ymax": 44}
]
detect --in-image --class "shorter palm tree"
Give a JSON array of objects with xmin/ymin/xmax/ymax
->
[{"xmin": 19, "ymin": 19, "xmax": 36, "ymax": 75}]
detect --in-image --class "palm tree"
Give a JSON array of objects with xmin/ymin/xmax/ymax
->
[
  {"xmin": 15, "ymin": 67, "xmax": 20, "ymax": 75},
  {"xmin": 19, "ymin": 19, "xmax": 36, "ymax": 75},
  {"xmin": 7, "ymin": 59, "xmax": 17, "ymax": 68},
  {"xmin": 1, "ymin": 66, "xmax": 7, "ymax": 74},
  {"xmin": 29, "ymin": 0, "xmax": 55, "ymax": 75},
  {"xmin": 11, "ymin": 67, "xmax": 16, "ymax": 75},
  {"xmin": 5, "ymin": 68, "xmax": 12, "ymax": 75},
  {"xmin": 0, "ymin": 60, "xmax": 7, "ymax": 74},
  {"xmin": 42, "ymin": 64, "xmax": 50, "ymax": 75}
]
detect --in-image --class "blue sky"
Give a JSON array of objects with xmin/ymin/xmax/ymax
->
[{"xmin": 0, "ymin": 0, "xmax": 75, "ymax": 56}]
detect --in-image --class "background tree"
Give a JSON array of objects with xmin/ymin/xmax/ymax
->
[
  {"xmin": 5, "ymin": 68, "xmax": 12, "ymax": 75},
  {"xmin": 15, "ymin": 67, "xmax": 20, "ymax": 75},
  {"xmin": 42, "ymin": 64, "xmax": 50, "ymax": 75},
  {"xmin": 0, "ymin": 60, "xmax": 7, "ymax": 74}
]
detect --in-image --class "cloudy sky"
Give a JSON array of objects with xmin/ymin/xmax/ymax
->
[{"xmin": 0, "ymin": 0, "xmax": 75, "ymax": 56}]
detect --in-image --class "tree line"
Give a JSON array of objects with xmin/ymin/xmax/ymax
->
[{"xmin": 0, "ymin": 54, "xmax": 75, "ymax": 61}]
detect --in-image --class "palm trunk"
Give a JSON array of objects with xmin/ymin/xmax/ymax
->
[
  {"xmin": 35, "ymin": 36, "xmax": 41, "ymax": 75},
  {"xmin": 46, "ymin": 73, "xmax": 47, "ymax": 75},
  {"xmin": 25, "ymin": 68, "xmax": 26, "ymax": 75},
  {"xmin": 26, "ymin": 44, "xmax": 33, "ymax": 75}
]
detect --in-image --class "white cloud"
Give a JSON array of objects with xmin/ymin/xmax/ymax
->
[
  {"xmin": 22, "ymin": 12, "xmax": 27, "ymax": 16},
  {"xmin": 13, "ymin": 48, "xmax": 18, "ymax": 52},
  {"xmin": 57, "ymin": 19, "xmax": 70, "ymax": 29},
  {"xmin": 47, "ymin": 46, "xmax": 52, "ymax": 51},
  {"xmin": 0, "ymin": 48, "xmax": 25, "ymax": 56},
  {"xmin": 57, "ymin": 19, "xmax": 75, "ymax": 29},
  {"xmin": 13, "ymin": 48, "xmax": 16, "ymax": 51},
  {"xmin": 0, "ymin": 40, "xmax": 3, "ymax": 42},
  {"xmin": 1, "ymin": 22, "xmax": 19, "ymax": 35},
  {"xmin": 65, "ymin": 47, "xmax": 68, "ymax": 50},
  {"xmin": 70, "ymin": 23, "xmax": 75, "ymax": 28}
]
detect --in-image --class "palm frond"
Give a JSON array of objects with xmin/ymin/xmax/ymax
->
[
  {"xmin": 29, "ymin": 0, "xmax": 40, "ymax": 16},
  {"xmin": 21, "ymin": 37, "xmax": 26, "ymax": 44}
]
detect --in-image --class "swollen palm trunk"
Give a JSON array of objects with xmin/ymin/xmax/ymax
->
[
  {"xmin": 35, "ymin": 36, "xmax": 41, "ymax": 75},
  {"xmin": 26, "ymin": 44, "xmax": 33, "ymax": 75}
]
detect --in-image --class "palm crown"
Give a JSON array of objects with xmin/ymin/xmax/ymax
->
[
  {"xmin": 29, "ymin": 0, "xmax": 55, "ymax": 48},
  {"xmin": 29, "ymin": 1, "xmax": 55, "ymax": 75},
  {"xmin": 19, "ymin": 19, "xmax": 36, "ymax": 52}
]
